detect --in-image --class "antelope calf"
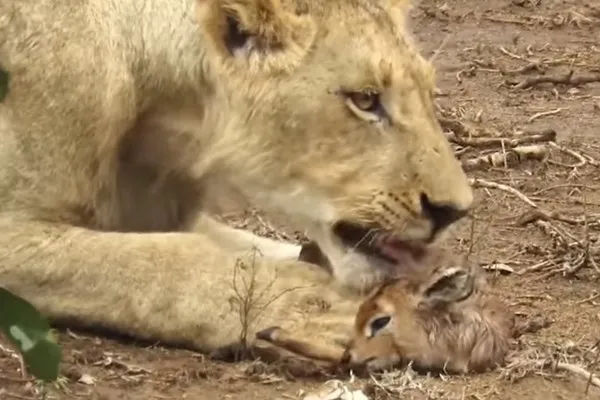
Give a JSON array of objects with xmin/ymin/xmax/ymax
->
[{"xmin": 256, "ymin": 247, "xmax": 515, "ymax": 374}]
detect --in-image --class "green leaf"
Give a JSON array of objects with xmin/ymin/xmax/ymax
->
[
  {"xmin": 0, "ymin": 67, "xmax": 9, "ymax": 102},
  {"xmin": 0, "ymin": 287, "xmax": 62, "ymax": 381}
]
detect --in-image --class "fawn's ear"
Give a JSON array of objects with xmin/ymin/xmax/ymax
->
[
  {"xmin": 419, "ymin": 265, "xmax": 475, "ymax": 309},
  {"xmin": 197, "ymin": 0, "xmax": 317, "ymax": 74}
]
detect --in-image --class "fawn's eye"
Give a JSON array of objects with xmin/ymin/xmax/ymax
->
[{"xmin": 369, "ymin": 316, "xmax": 391, "ymax": 337}]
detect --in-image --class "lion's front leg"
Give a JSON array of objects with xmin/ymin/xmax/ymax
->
[
  {"xmin": 193, "ymin": 213, "xmax": 302, "ymax": 261},
  {"xmin": 0, "ymin": 218, "xmax": 304, "ymax": 352}
]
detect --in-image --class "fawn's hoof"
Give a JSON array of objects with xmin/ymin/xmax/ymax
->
[{"xmin": 256, "ymin": 326, "xmax": 282, "ymax": 342}]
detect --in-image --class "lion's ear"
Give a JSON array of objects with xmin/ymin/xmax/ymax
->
[
  {"xmin": 389, "ymin": 0, "xmax": 413, "ymax": 12},
  {"xmin": 197, "ymin": 0, "xmax": 317, "ymax": 74},
  {"xmin": 386, "ymin": 0, "xmax": 413, "ymax": 32}
]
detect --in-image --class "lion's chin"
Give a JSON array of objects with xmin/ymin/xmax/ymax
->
[
  {"xmin": 330, "ymin": 249, "xmax": 420, "ymax": 293},
  {"xmin": 331, "ymin": 220, "xmax": 429, "ymax": 264},
  {"xmin": 299, "ymin": 229, "xmax": 431, "ymax": 293}
]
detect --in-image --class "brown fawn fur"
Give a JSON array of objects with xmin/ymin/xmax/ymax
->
[{"xmin": 257, "ymin": 247, "xmax": 515, "ymax": 374}]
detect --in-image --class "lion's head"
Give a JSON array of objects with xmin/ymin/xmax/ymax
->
[{"xmin": 196, "ymin": 0, "xmax": 473, "ymax": 291}]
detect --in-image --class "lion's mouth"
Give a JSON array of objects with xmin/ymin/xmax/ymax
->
[{"xmin": 332, "ymin": 221, "xmax": 427, "ymax": 265}]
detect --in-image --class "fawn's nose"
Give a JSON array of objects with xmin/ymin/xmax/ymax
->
[
  {"xmin": 420, "ymin": 193, "xmax": 468, "ymax": 238},
  {"xmin": 341, "ymin": 348, "xmax": 374, "ymax": 367},
  {"xmin": 341, "ymin": 348, "xmax": 351, "ymax": 364}
]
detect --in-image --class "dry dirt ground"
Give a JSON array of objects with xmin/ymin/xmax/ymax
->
[{"xmin": 2, "ymin": 0, "xmax": 600, "ymax": 399}]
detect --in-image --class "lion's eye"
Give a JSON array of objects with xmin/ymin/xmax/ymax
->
[
  {"xmin": 348, "ymin": 91, "xmax": 381, "ymax": 113},
  {"xmin": 343, "ymin": 90, "xmax": 386, "ymax": 123}
]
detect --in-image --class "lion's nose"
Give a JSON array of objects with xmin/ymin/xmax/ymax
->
[{"xmin": 420, "ymin": 193, "xmax": 468, "ymax": 238}]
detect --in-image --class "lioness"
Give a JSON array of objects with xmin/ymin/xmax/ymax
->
[{"xmin": 0, "ymin": 0, "xmax": 472, "ymax": 351}]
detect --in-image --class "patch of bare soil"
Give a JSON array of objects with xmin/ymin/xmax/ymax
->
[{"xmin": 2, "ymin": 0, "xmax": 600, "ymax": 399}]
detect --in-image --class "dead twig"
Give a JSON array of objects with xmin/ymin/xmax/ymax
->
[
  {"xmin": 462, "ymin": 144, "xmax": 548, "ymax": 171},
  {"xmin": 498, "ymin": 46, "xmax": 526, "ymax": 60},
  {"xmin": 510, "ymin": 70, "xmax": 600, "ymax": 90},
  {"xmin": 500, "ymin": 62, "xmax": 544, "ymax": 76},
  {"xmin": 445, "ymin": 128, "xmax": 555, "ymax": 148},
  {"xmin": 0, "ymin": 374, "xmax": 33, "ymax": 383},
  {"xmin": 230, "ymin": 247, "xmax": 310, "ymax": 350},
  {"xmin": 527, "ymin": 108, "xmax": 563, "ymax": 123},
  {"xmin": 429, "ymin": 34, "xmax": 452, "ymax": 63},
  {"xmin": 486, "ymin": 16, "xmax": 530, "ymax": 25},
  {"xmin": 535, "ymin": 219, "xmax": 582, "ymax": 247},
  {"xmin": 581, "ymin": 194, "xmax": 600, "ymax": 274},
  {"xmin": 0, "ymin": 336, "xmax": 28, "ymax": 380},
  {"xmin": 540, "ymin": 360, "xmax": 600, "ymax": 388},
  {"xmin": 465, "ymin": 215, "xmax": 477, "ymax": 261},
  {"xmin": 575, "ymin": 292, "xmax": 600, "ymax": 305},
  {"xmin": 586, "ymin": 342, "xmax": 600, "ymax": 395},
  {"xmin": 530, "ymin": 184, "xmax": 597, "ymax": 196},
  {"xmin": 0, "ymin": 389, "xmax": 35, "ymax": 400},
  {"xmin": 516, "ymin": 209, "xmax": 598, "ymax": 226},
  {"xmin": 516, "ymin": 260, "xmax": 552, "ymax": 275},
  {"xmin": 469, "ymin": 178, "xmax": 538, "ymax": 208},
  {"xmin": 438, "ymin": 116, "xmax": 470, "ymax": 137},
  {"xmin": 548, "ymin": 142, "xmax": 589, "ymax": 168}
]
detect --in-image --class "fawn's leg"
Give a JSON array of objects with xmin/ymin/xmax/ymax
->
[{"xmin": 255, "ymin": 326, "xmax": 347, "ymax": 363}]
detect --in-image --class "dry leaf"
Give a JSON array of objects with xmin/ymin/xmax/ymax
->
[
  {"xmin": 303, "ymin": 380, "xmax": 369, "ymax": 400},
  {"xmin": 78, "ymin": 373, "xmax": 96, "ymax": 385}
]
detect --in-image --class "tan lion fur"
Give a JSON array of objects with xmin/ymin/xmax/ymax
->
[{"xmin": 0, "ymin": 0, "xmax": 472, "ymax": 352}]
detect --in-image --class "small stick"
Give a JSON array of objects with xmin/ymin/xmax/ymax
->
[
  {"xmin": 445, "ymin": 129, "xmax": 556, "ymax": 148},
  {"xmin": 0, "ymin": 389, "xmax": 36, "ymax": 400},
  {"xmin": 462, "ymin": 144, "xmax": 549, "ymax": 171},
  {"xmin": 505, "ymin": 357, "xmax": 600, "ymax": 388},
  {"xmin": 581, "ymin": 194, "xmax": 600, "ymax": 274},
  {"xmin": 527, "ymin": 108, "xmax": 563, "ymax": 123},
  {"xmin": 0, "ymin": 374, "xmax": 33, "ymax": 383},
  {"xmin": 486, "ymin": 16, "xmax": 529, "ymax": 25},
  {"xmin": 535, "ymin": 219, "xmax": 582, "ymax": 247},
  {"xmin": 501, "ymin": 138, "xmax": 508, "ymax": 169},
  {"xmin": 575, "ymin": 292, "xmax": 600, "ymax": 305},
  {"xmin": 500, "ymin": 62, "xmax": 544, "ymax": 76},
  {"xmin": 498, "ymin": 46, "xmax": 526, "ymax": 60},
  {"xmin": 516, "ymin": 209, "xmax": 593, "ymax": 226},
  {"xmin": 530, "ymin": 184, "xmax": 595, "ymax": 196},
  {"xmin": 586, "ymin": 342, "xmax": 600, "ymax": 394},
  {"xmin": 439, "ymin": 117, "xmax": 470, "ymax": 137},
  {"xmin": 512, "ymin": 70, "xmax": 600, "ymax": 90},
  {"xmin": 547, "ymin": 361, "xmax": 600, "ymax": 388},
  {"xmin": 0, "ymin": 337, "xmax": 28, "ymax": 380},
  {"xmin": 469, "ymin": 178, "xmax": 538, "ymax": 208},
  {"xmin": 548, "ymin": 142, "xmax": 588, "ymax": 168},
  {"xmin": 516, "ymin": 260, "xmax": 552, "ymax": 275},
  {"xmin": 430, "ymin": 34, "xmax": 453, "ymax": 63}
]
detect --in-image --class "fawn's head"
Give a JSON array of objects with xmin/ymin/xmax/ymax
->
[{"xmin": 343, "ymin": 252, "xmax": 515, "ymax": 373}]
